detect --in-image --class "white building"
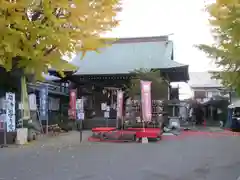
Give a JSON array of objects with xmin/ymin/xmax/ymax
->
[{"xmin": 188, "ymin": 72, "xmax": 227, "ymax": 103}]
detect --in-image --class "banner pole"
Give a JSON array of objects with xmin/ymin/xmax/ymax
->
[
  {"xmin": 3, "ymin": 122, "xmax": 7, "ymax": 147},
  {"xmin": 80, "ymin": 119, "xmax": 82, "ymax": 143},
  {"xmin": 3, "ymin": 95, "xmax": 7, "ymax": 147},
  {"xmin": 46, "ymin": 118, "xmax": 48, "ymax": 135}
]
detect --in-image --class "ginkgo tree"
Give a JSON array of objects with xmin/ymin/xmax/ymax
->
[
  {"xmin": 197, "ymin": 0, "xmax": 240, "ymax": 94},
  {"xmin": 0, "ymin": 0, "xmax": 121, "ymax": 79}
]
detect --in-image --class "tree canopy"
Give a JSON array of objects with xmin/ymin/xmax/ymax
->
[
  {"xmin": 197, "ymin": 0, "xmax": 240, "ymax": 93},
  {"xmin": 0, "ymin": 0, "xmax": 121, "ymax": 79},
  {"xmin": 127, "ymin": 69, "xmax": 168, "ymax": 100}
]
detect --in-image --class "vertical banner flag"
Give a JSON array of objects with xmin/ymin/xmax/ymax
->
[
  {"xmin": 140, "ymin": 80, "xmax": 152, "ymax": 122},
  {"xmin": 5, "ymin": 92, "xmax": 16, "ymax": 132},
  {"xmin": 21, "ymin": 76, "xmax": 30, "ymax": 119},
  {"xmin": 39, "ymin": 85, "xmax": 48, "ymax": 121},
  {"xmin": 117, "ymin": 91, "xmax": 124, "ymax": 119},
  {"xmin": 69, "ymin": 89, "xmax": 77, "ymax": 119}
]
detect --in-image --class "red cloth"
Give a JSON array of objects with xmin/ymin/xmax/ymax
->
[
  {"xmin": 136, "ymin": 131, "xmax": 158, "ymax": 138},
  {"xmin": 92, "ymin": 127, "xmax": 115, "ymax": 132}
]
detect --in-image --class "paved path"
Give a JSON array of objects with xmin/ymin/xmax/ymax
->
[
  {"xmin": 0, "ymin": 131, "xmax": 240, "ymax": 180},
  {"xmin": 31, "ymin": 130, "xmax": 92, "ymax": 148}
]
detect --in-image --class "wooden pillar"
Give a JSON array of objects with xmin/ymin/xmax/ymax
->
[
  {"xmin": 210, "ymin": 106, "xmax": 213, "ymax": 120},
  {"xmin": 167, "ymin": 83, "xmax": 171, "ymax": 100}
]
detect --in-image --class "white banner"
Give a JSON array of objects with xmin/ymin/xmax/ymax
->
[
  {"xmin": 6, "ymin": 92, "xmax": 16, "ymax": 132},
  {"xmin": 76, "ymin": 99, "xmax": 84, "ymax": 111},
  {"xmin": 76, "ymin": 99, "xmax": 84, "ymax": 120},
  {"xmin": 29, "ymin": 93, "xmax": 37, "ymax": 110}
]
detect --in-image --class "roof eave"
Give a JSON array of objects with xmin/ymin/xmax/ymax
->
[{"xmin": 113, "ymin": 35, "xmax": 169, "ymax": 44}]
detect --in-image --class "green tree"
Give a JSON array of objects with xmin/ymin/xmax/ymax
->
[
  {"xmin": 0, "ymin": 0, "xmax": 121, "ymax": 79},
  {"xmin": 127, "ymin": 69, "xmax": 168, "ymax": 100},
  {"xmin": 197, "ymin": 0, "xmax": 240, "ymax": 93}
]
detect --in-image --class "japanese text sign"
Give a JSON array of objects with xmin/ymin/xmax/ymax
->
[
  {"xmin": 39, "ymin": 85, "xmax": 48, "ymax": 121},
  {"xmin": 5, "ymin": 92, "xmax": 16, "ymax": 132}
]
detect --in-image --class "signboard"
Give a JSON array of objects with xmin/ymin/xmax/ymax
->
[
  {"xmin": 77, "ymin": 112, "xmax": 85, "ymax": 120},
  {"xmin": 39, "ymin": 85, "xmax": 48, "ymax": 121},
  {"xmin": 140, "ymin": 80, "xmax": 152, "ymax": 122},
  {"xmin": 5, "ymin": 92, "xmax": 16, "ymax": 132},
  {"xmin": 76, "ymin": 98, "xmax": 84, "ymax": 120},
  {"xmin": 117, "ymin": 91, "xmax": 124, "ymax": 118},
  {"xmin": 104, "ymin": 111, "xmax": 110, "ymax": 118},
  {"xmin": 68, "ymin": 89, "xmax": 77, "ymax": 119}
]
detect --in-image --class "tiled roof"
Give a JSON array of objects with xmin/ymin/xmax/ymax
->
[
  {"xmin": 71, "ymin": 36, "xmax": 187, "ymax": 75},
  {"xmin": 188, "ymin": 72, "xmax": 222, "ymax": 88}
]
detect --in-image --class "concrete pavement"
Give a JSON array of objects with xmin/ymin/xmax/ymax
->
[
  {"xmin": 31, "ymin": 130, "xmax": 92, "ymax": 148},
  {"xmin": 0, "ymin": 130, "xmax": 240, "ymax": 180},
  {"xmin": 0, "ymin": 131, "xmax": 92, "ymax": 155}
]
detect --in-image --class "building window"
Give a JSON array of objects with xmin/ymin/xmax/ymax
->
[
  {"xmin": 60, "ymin": 83, "xmax": 69, "ymax": 93},
  {"xmin": 194, "ymin": 91, "xmax": 206, "ymax": 99},
  {"xmin": 207, "ymin": 91, "xmax": 213, "ymax": 98},
  {"xmin": 211, "ymin": 91, "xmax": 220, "ymax": 96}
]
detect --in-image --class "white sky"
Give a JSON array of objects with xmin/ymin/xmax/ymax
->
[
  {"xmin": 63, "ymin": 0, "xmax": 216, "ymax": 99},
  {"xmin": 106, "ymin": 0, "xmax": 215, "ymax": 72},
  {"xmin": 104, "ymin": 0, "xmax": 217, "ymax": 99}
]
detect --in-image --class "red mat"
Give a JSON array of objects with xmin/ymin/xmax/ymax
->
[
  {"xmin": 126, "ymin": 128, "xmax": 161, "ymax": 132},
  {"xmin": 92, "ymin": 127, "xmax": 161, "ymax": 133},
  {"xmin": 88, "ymin": 137, "xmax": 136, "ymax": 143},
  {"xmin": 162, "ymin": 130, "xmax": 240, "ymax": 141},
  {"xmin": 88, "ymin": 130, "xmax": 240, "ymax": 143},
  {"xmin": 92, "ymin": 127, "xmax": 116, "ymax": 132}
]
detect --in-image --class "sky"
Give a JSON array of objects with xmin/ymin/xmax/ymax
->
[
  {"xmin": 62, "ymin": 0, "xmax": 216, "ymax": 99},
  {"xmin": 104, "ymin": 0, "xmax": 217, "ymax": 99},
  {"xmin": 105, "ymin": 0, "xmax": 215, "ymax": 72}
]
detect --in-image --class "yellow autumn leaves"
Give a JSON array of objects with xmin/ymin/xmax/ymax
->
[
  {"xmin": 197, "ymin": 0, "xmax": 240, "ymax": 93},
  {"xmin": 216, "ymin": 0, "xmax": 240, "ymax": 5},
  {"xmin": 0, "ymin": 0, "xmax": 121, "ymax": 79}
]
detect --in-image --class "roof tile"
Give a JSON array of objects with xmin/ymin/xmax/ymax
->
[{"xmin": 71, "ymin": 37, "xmax": 186, "ymax": 75}]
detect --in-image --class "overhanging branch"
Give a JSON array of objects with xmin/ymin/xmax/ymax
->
[{"xmin": 44, "ymin": 45, "xmax": 57, "ymax": 56}]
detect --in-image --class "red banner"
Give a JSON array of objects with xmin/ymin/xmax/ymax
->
[
  {"xmin": 0, "ymin": 121, "xmax": 4, "ymax": 130},
  {"xmin": 69, "ymin": 89, "xmax": 77, "ymax": 119},
  {"xmin": 140, "ymin": 80, "xmax": 152, "ymax": 122},
  {"xmin": 117, "ymin": 91, "xmax": 124, "ymax": 118}
]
